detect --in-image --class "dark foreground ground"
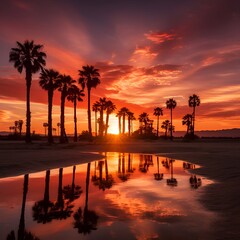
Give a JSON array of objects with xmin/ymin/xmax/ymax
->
[{"xmin": 0, "ymin": 138, "xmax": 239, "ymax": 239}]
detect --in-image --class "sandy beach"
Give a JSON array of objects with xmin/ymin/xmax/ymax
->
[{"xmin": 0, "ymin": 139, "xmax": 239, "ymax": 239}]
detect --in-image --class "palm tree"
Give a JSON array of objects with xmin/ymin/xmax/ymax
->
[
  {"xmin": 166, "ymin": 98, "xmax": 177, "ymax": 140},
  {"xmin": 153, "ymin": 107, "xmax": 163, "ymax": 137},
  {"xmin": 116, "ymin": 110, "xmax": 122, "ymax": 135},
  {"xmin": 67, "ymin": 85, "xmax": 85, "ymax": 142},
  {"xmin": 39, "ymin": 69, "xmax": 61, "ymax": 143},
  {"xmin": 161, "ymin": 120, "xmax": 170, "ymax": 138},
  {"xmin": 43, "ymin": 123, "xmax": 48, "ymax": 136},
  {"xmin": 188, "ymin": 94, "xmax": 200, "ymax": 136},
  {"xmin": 92, "ymin": 102, "xmax": 100, "ymax": 137},
  {"xmin": 138, "ymin": 112, "xmax": 149, "ymax": 135},
  {"xmin": 182, "ymin": 114, "xmax": 193, "ymax": 135},
  {"xmin": 119, "ymin": 107, "xmax": 129, "ymax": 134},
  {"xmin": 105, "ymin": 100, "xmax": 116, "ymax": 136},
  {"xmin": 98, "ymin": 97, "xmax": 107, "ymax": 137},
  {"xmin": 57, "ymin": 75, "xmax": 75, "ymax": 143},
  {"xmin": 127, "ymin": 111, "xmax": 135, "ymax": 137},
  {"xmin": 79, "ymin": 65, "xmax": 100, "ymax": 139},
  {"xmin": 57, "ymin": 122, "xmax": 61, "ymax": 136},
  {"xmin": 9, "ymin": 40, "xmax": 46, "ymax": 143}
]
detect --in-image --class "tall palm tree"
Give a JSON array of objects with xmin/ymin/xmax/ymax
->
[
  {"xmin": 105, "ymin": 100, "xmax": 116, "ymax": 136},
  {"xmin": 9, "ymin": 40, "xmax": 46, "ymax": 143},
  {"xmin": 127, "ymin": 111, "xmax": 135, "ymax": 137},
  {"xmin": 57, "ymin": 75, "xmax": 75, "ymax": 143},
  {"xmin": 161, "ymin": 120, "xmax": 170, "ymax": 138},
  {"xmin": 188, "ymin": 94, "xmax": 200, "ymax": 136},
  {"xmin": 39, "ymin": 69, "xmax": 61, "ymax": 143},
  {"xmin": 92, "ymin": 102, "xmax": 100, "ymax": 137},
  {"xmin": 98, "ymin": 97, "xmax": 107, "ymax": 137},
  {"xmin": 79, "ymin": 65, "xmax": 100, "ymax": 139},
  {"xmin": 116, "ymin": 110, "xmax": 122, "ymax": 135},
  {"xmin": 166, "ymin": 98, "xmax": 177, "ymax": 140},
  {"xmin": 119, "ymin": 107, "xmax": 129, "ymax": 134},
  {"xmin": 182, "ymin": 114, "xmax": 193, "ymax": 135},
  {"xmin": 67, "ymin": 85, "xmax": 85, "ymax": 142},
  {"xmin": 153, "ymin": 107, "xmax": 163, "ymax": 137},
  {"xmin": 138, "ymin": 112, "xmax": 149, "ymax": 135}
]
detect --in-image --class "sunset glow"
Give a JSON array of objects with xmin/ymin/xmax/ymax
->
[{"xmin": 0, "ymin": 0, "xmax": 239, "ymax": 135}]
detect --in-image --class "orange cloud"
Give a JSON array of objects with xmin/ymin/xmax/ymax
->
[{"xmin": 145, "ymin": 32, "xmax": 177, "ymax": 44}]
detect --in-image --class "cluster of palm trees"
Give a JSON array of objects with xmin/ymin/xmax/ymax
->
[
  {"xmin": 9, "ymin": 40, "xmax": 101, "ymax": 143},
  {"xmin": 9, "ymin": 40, "xmax": 201, "ymax": 143},
  {"xmin": 9, "ymin": 120, "xmax": 24, "ymax": 136}
]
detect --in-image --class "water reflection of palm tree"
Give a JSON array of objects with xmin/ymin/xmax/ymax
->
[
  {"xmin": 118, "ymin": 153, "xmax": 130, "ymax": 181},
  {"xmin": 154, "ymin": 157, "xmax": 164, "ymax": 180},
  {"xmin": 127, "ymin": 153, "xmax": 135, "ymax": 173},
  {"xmin": 167, "ymin": 159, "xmax": 177, "ymax": 186},
  {"xmin": 63, "ymin": 166, "xmax": 82, "ymax": 203},
  {"xmin": 91, "ymin": 158, "xmax": 114, "ymax": 191},
  {"xmin": 139, "ymin": 155, "xmax": 153, "ymax": 173},
  {"xmin": 51, "ymin": 168, "xmax": 74, "ymax": 220},
  {"xmin": 74, "ymin": 163, "xmax": 98, "ymax": 234},
  {"xmin": 32, "ymin": 170, "xmax": 54, "ymax": 224},
  {"xmin": 7, "ymin": 174, "xmax": 40, "ymax": 240}
]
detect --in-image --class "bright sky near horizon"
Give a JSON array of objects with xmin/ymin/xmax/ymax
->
[{"xmin": 0, "ymin": 0, "xmax": 239, "ymax": 134}]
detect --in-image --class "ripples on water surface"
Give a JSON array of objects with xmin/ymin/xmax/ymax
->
[{"xmin": 0, "ymin": 153, "xmax": 215, "ymax": 240}]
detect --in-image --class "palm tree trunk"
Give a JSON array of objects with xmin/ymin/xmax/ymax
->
[
  {"xmin": 87, "ymin": 88, "xmax": 92, "ymax": 139},
  {"xmin": 74, "ymin": 99, "xmax": 77, "ymax": 142},
  {"xmin": 123, "ymin": 113, "xmax": 125, "ymax": 134},
  {"xmin": 128, "ymin": 116, "xmax": 131, "ymax": 137},
  {"xmin": 48, "ymin": 91, "xmax": 53, "ymax": 144},
  {"xmin": 25, "ymin": 70, "xmax": 32, "ymax": 143},
  {"xmin": 60, "ymin": 92, "xmax": 65, "ymax": 143},
  {"xmin": 192, "ymin": 106, "xmax": 195, "ymax": 136},
  {"xmin": 95, "ymin": 111, "xmax": 97, "ymax": 137},
  {"xmin": 85, "ymin": 163, "xmax": 91, "ymax": 211},
  {"xmin": 18, "ymin": 174, "xmax": 28, "ymax": 240},
  {"xmin": 118, "ymin": 116, "xmax": 121, "ymax": 134},
  {"xmin": 157, "ymin": 115, "xmax": 159, "ymax": 137},
  {"xmin": 105, "ymin": 112, "xmax": 109, "ymax": 136},
  {"xmin": 170, "ymin": 109, "xmax": 173, "ymax": 140},
  {"xmin": 99, "ymin": 107, "xmax": 104, "ymax": 137}
]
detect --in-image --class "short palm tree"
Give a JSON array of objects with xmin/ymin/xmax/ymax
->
[
  {"xmin": 188, "ymin": 94, "xmax": 200, "ymax": 136},
  {"xmin": 138, "ymin": 112, "xmax": 150, "ymax": 135},
  {"xmin": 166, "ymin": 98, "xmax": 177, "ymax": 140},
  {"xmin": 127, "ymin": 111, "xmax": 135, "ymax": 137},
  {"xmin": 105, "ymin": 100, "xmax": 116, "ymax": 136},
  {"xmin": 116, "ymin": 110, "xmax": 122, "ymax": 135},
  {"xmin": 39, "ymin": 69, "xmax": 61, "ymax": 143},
  {"xmin": 119, "ymin": 107, "xmax": 129, "ymax": 134},
  {"xmin": 67, "ymin": 85, "xmax": 85, "ymax": 142},
  {"xmin": 153, "ymin": 107, "xmax": 163, "ymax": 137},
  {"xmin": 161, "ymin": 120, "xmax": 170, "ymax": 138},
  {"xmin": 92, "ymin": 102, "xmax": 100, "ymax": 137},
  {"xmin": 182, "ymin": 114, "xmax": 192, "ymax": 135},
  {"xmin": 57, "ymin": 75, "xmax": 75, "ymax": 143},
  {"xmin": 79, "ymin": 65, "xmax": 100, "ymax": 139},
  {"xmin": 9, "ymin": 40, "xmax": 46, "ymax": 143},
  {"xmin": 98, "ymin": 97, "xmax": 107, "ymax": 137}
]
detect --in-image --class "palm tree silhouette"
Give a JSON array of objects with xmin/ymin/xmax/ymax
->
[
  {"xmin": 63, "ymin": 166, "xmax": 82, "ymax": 203},
  {"xmin": 98, "ymin": 97, "xmax": 107, "ymax": 137},
  {"xmin": 57, "ymin": 123, "xmax": 61, "ymax": 136},
  {"xmin": 116, "ymin": 110, "xmax": 122, "ymax": 135},
  {"xmin": 154, "ymin": 156, "xmax": 164, "ymax": 180},
  {"xmin": 92, "ymin": 102, "xmax": 100, "ymax": 137},
  {"xmin": 7, "ymin": 175, "xmax": 40, "ymax": 240},
  {"xmin": 32, "ymin": 170, "xmax": 54, "ymax": 224},
  {"xmin": 43, "ymin": 123, "xmax": 48, "ymax": 137},
  {"xmin": 9, "ymin": 40, "xmax": 46, "ymax": 143},
  {"xmin": 39, "ymin": 69, "xmax": 61, "ymax": 144},
  {"xmin": 67, "ymin": 85, "xmax": 85, "ymax": 142},
  {"xmin": 74, "ymin": 163, "xmax": 98, "ymax": 234},
  {"xmin": 105, "ymin": 100, "xmax": 116, "ymax": 136},
  {"xmin": 127, "ymin": 111, "xmax": 135, "ymax": 137},
  {"xmin": 57, "ymin": 75, "xmax": 75, "ymax": 143},
  {"xmin": 161, "ymin": 120, "xmax": 170, "ymax": 138},
  {"xmin": 153, "ymin": 107, "xmax": 163, "ymax": 137},
  {"xmin": 182, "ymin": 114, "xmax": 193, "ymax": 135},
  {"xmin": 188, "ymin": 94, "xmax": 200, "ymax": 136},
  {"xmin": 79, "ymin": 65, "xmax": 100, "ymax": 139},
  {"xmin": 167, "ymin": 159, "xmax": 177, "ymax": 186},
  {"xmin": 138, "ymin": 112, "xmax": 150, "ymax": 135},
  {"xmin": 166, "ymin": 98, "xmax": 177, "ymax": 140},
  {"xmin": 119, "ymin": 107, "xmax": 129, "ymax": 134}
]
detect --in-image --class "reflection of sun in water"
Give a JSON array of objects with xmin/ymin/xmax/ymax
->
[{"xmin": 108, "ymin": 116, "xmax": 119, "ymax": 135}]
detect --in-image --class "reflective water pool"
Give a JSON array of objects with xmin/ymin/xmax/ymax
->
[{"xmin": 0, "ymin": 153, "xmax": 215, "ymax": 240}]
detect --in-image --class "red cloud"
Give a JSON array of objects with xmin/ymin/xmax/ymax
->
[{"xmin": 144, "ymin": 32, "xmax": 177, "ymax": 44}]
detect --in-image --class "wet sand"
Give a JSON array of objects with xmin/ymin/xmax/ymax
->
[{"xmin": 0, "ymin": 139, "xmax": 239, "ymax": 239}]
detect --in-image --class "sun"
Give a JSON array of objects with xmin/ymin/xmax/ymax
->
[{"xmin": 107, "ymin": 116, "xmax": 119, "ymax": 135}]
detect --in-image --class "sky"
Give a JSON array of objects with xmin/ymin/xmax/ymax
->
[{"xmin": 0, "ymin": 0, "xmax": 240, "ymax": 135}]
